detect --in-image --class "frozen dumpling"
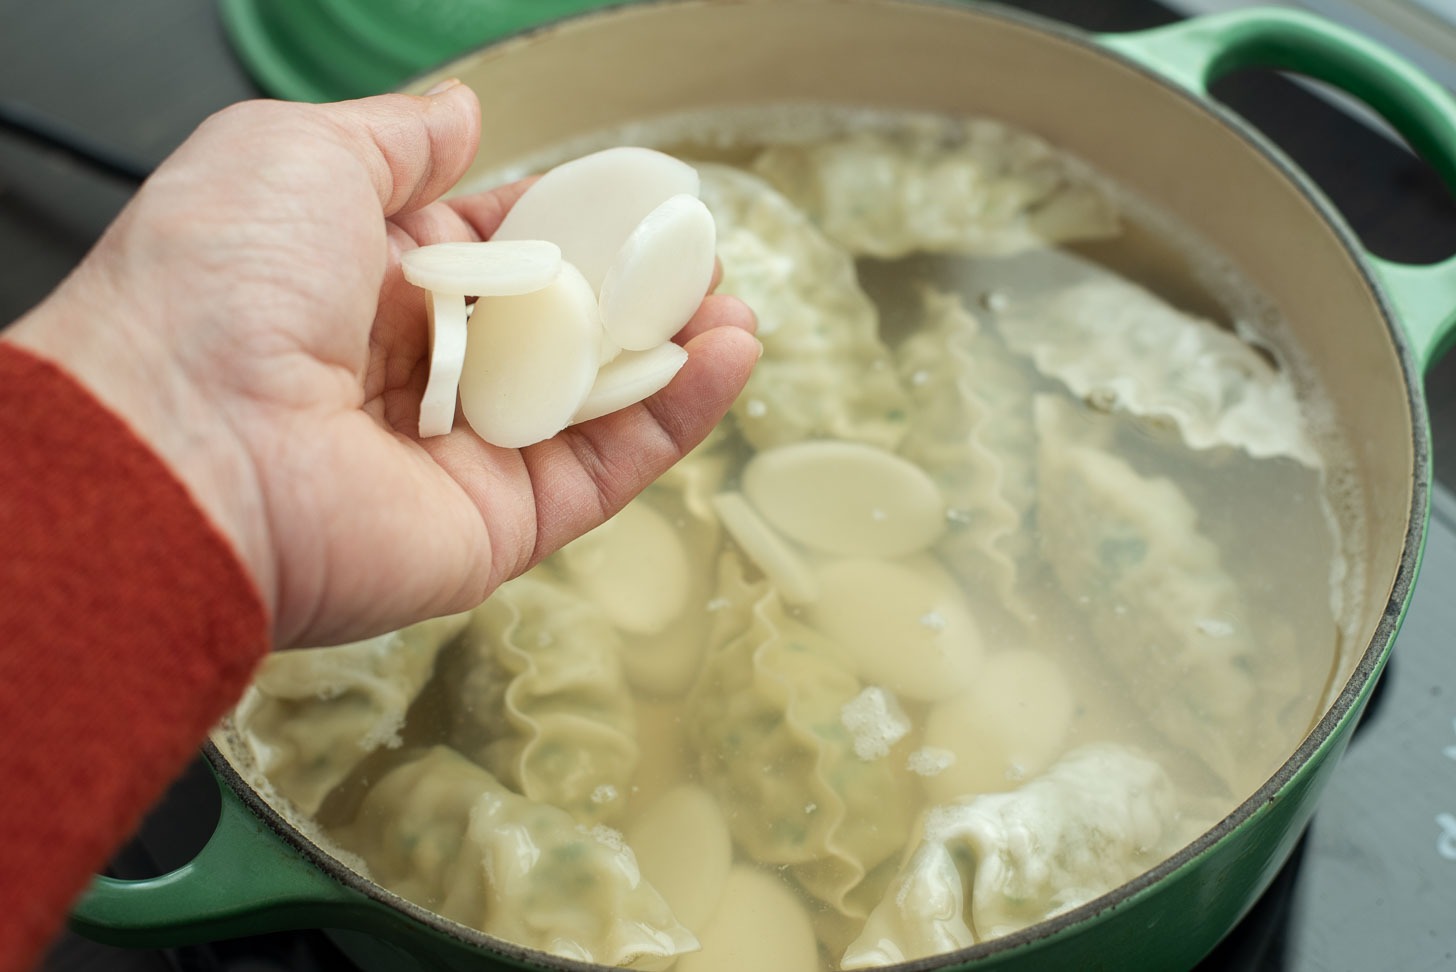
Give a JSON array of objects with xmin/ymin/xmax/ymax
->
[
  {"xmin": 996, "ymin": 274, "xmax": 1320, "ymax": 467},
  {"xmin": 697, "ymin": 164, "xmax": 909, "ymax": 451},
  {"xmin": 686, "ymin": 554, "xmax": 916, "ymax": 918},
  {"xmin": 841, "ymin": 744, "xmax": 1178, "ymax": 967},
  {"xmin": 895, "ymin": 288, "xmax": 1037, "ymax": 608},
  {"xmin": 752, "ymin": 120, "xmax": 1118, "ymax": 259},
  {"xmin": 236, "ymin": 612, "xmax": 470, "ymax": 815},
  {"xmin": 1034, "ymin": 396, "xmax": 1294, "ymax": 790},
  {"xmin": 335, "ymin": 746, "xmax": 698, "ymax": 969},
  {"xmin": 442, "ymin": 575, "xmax": 638, "ymax": 823}
]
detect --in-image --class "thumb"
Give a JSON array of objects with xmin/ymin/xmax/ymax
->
[{"xmin": 315, "ymin": 81, "xmax": 483, "ymax": 217}]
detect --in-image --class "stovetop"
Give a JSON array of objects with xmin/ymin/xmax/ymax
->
[{"xmin": 3, "ymin": 1, "xmax": 1454, "ymax": 970}]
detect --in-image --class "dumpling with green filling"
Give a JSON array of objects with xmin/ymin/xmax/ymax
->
[
  {"xmin": 697, "ymin": 163, "xmax": 909, "ymax": 451},
  {"xmin": 752, "ymin": 120, "xmax": 1119, "ymax": 259},
  {"xmin": 686, "ymin": 553, "xmax": 916, "ymax": 919},
  {"xmin": 841, "ymin": 743, "xmax": 1180, "ymax": 966},
  {"xmin": 442, "ymin": 574, "xmax": 638, "ymax": 824},
  {"xmin": 334, "ymin": 746, "xmax": 698, "ymax": 969},
  {"xmin": 896, "ymin": 288, "xmax": 1037, "ymax": 609},
  {"xmin": 995, "ymin": 273, "xmax": 1320, "ymax": 467},
  {"xmin": 1034, "ymin": 396, "xmax": 1297, "ymax": 790},
  {"xmin": 236, "ymin": 611, "xmax": 470, "ymax": 815}
]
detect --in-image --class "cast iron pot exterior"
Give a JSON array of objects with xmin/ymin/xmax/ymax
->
[{"xmin": 72, "ymin": 3, "xmax": 1456, "ymax": 970}]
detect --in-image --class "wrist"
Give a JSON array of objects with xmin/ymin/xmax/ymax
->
[{"xmin": 5, "ymin": 271, "xmax": 278, "ymax": 625}]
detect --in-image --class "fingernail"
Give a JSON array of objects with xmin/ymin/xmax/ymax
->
[
  {"xmin": 754, "ymin": 337, "xmax": 765, "ymax": 359},
  {"xmin": 423, "ymin": 78, "xmax": 462, "ymax": 97}
]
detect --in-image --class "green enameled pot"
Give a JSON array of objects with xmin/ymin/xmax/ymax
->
[{"xmin": 72, "ymin": 2, "xmax": 1456, "ymax": 970}]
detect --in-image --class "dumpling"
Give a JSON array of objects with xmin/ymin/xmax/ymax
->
[
  {"xmin": 334, "ymin": 746, "xmax": 698, "ymax": 969},
  {"xmin": 442, "ymin": 575, "xmax": 638, "ymax": 823},
  {"xmin": 697, "ymin": 163, "xmax": 909, "ymax": 451},
  {"xmin": 751, "ymin": 120, "xmax": 1119, "ymax": 259},
  {"xmin": 1033, "ymin": 396, "xmax": 1297, "ymax": 790},
  {"xmin": 895, "ymin": 288, "xmax": 1037, "ymax": 606},
  {"xmin": 841, "ymin": 743, "xmax": 1179, "ymax": 967},
  {"xmin": 235, "ymin": 612, "xmax": 470, "ymax": 815},
  {"xmin": 994, "ymin": 274, "xmax": 1320, "ymax": 467},
  {"xmin": 686, "ymin": 553, "xmax": 916, "ymax": 918}
]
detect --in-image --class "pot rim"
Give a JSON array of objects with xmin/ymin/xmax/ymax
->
[{"xmin": 213, "ymin": 0, "xmax": 1435, "ymax": 966}]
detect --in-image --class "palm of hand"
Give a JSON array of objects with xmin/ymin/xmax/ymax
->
[{"xmin": 14, "ymin": 91, "xmax": 757, "ymax": 648}]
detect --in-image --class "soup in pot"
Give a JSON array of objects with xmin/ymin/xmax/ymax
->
[{"xmin": 227, "ymin": 107, "xmax": 1361, "ymax": 971}]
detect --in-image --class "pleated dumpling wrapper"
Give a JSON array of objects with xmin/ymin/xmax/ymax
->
[
  {"xmin": 841, "ymin": 744, "xmax": 1181, "ymax": 968},
  {"xmin": 403, "ymin": 147, "xmax": 717, "ymax": 444},
  {"xmin": 235, "ymin": 612, "xmax": 470, "ymax": 815},
  {"xmin": 751, "ymin": 120, "xmax": 1119, "ymax": 259},
  {"xmin": 334, "ymin": 746, "xmax": 698, "ymax": 969}
]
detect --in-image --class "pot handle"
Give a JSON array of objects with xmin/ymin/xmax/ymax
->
[
  {"xmin": 1100, "ymin": 8, "xmax": 1456, "ymax": 372},
  {"xmin": 69, "ymin": 767, "xmax": 366, "ymax": 946}
]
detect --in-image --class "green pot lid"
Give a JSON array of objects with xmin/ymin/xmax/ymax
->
[{"xmin": 219, "ymin": 0, "xmax": 622, "ymax": 102}]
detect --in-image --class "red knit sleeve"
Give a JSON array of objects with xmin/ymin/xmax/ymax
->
[{"xmin": 0, "ymin": 342, "xmax": 270, "ymax": 971}]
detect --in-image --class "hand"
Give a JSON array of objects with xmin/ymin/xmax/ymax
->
[{"xmin": 4, "ymin": 83, "xmax": 759, "ymax": 648}]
